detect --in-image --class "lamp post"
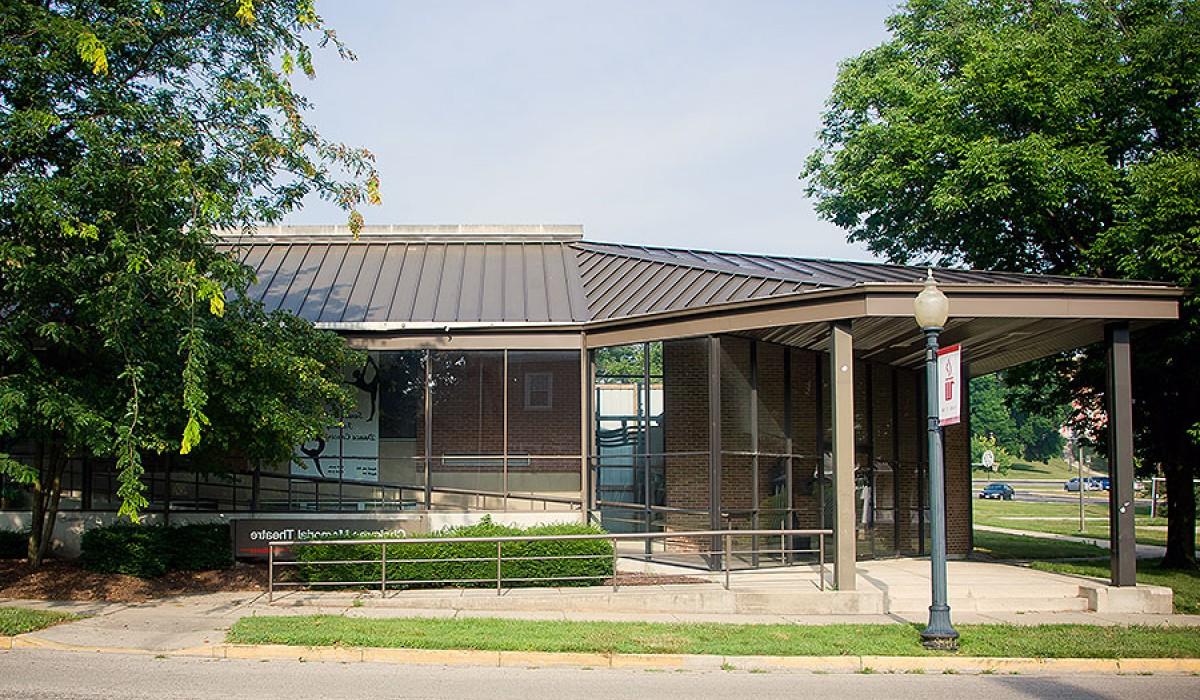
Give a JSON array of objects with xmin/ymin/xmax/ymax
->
[{"xmin": 914, "ymin": 270, "xmax": 959, "ymax": 650}]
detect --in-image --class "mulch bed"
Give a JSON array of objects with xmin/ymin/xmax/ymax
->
[
  {"xmin": 0, "ymin": 559, "xmax": 267, "ymax": 603},
  {"xmin": 605, "ymin": 572, "xmax": 709, "ymax": 586},
  {"xmin": 0, "ymin": 559, "xmax": 704, "ymax": 603}
]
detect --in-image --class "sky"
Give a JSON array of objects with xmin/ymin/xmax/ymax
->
[{"xmin": 284, "ymin": 1, "xmax": 901, "ymax": 261}]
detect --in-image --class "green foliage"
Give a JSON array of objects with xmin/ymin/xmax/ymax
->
[
  {"xmin": 0, "ymin": 0, "xmax": 374, "ymax": 545},
  {"xmin": 0, "ymin": 529, "xmax": 27, "ymax": 559},
  {"xmin": 970, "ymin": 434, "xmax": 1015, "ymax": 474},
  {"xmin": 80, "ymin": 522, "xmax": 232, "ymax": 578},
  {"xmin": 970, "ymin": 373, "xmax": 1066, "ymax": 462},
  {"xmin": 297, "ymin": 518, "xmax": 613, "ymax": 590},
  {"xmin": 0, "ymin": 607, "xmax": 76, "ymax": 635},
  {"xmin": 804, "ymin": 0, "xmax": 1200, "ymax": 567},
  {"xmin": 594, "ymin": 343, "xmax": 663, "ymax": 381}
]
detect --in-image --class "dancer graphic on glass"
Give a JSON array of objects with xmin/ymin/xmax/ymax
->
[{"xmin": 294, "ymin": 354, "xmax": 381, "ymax": 482}]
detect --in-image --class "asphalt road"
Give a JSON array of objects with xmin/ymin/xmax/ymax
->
[{"xmin": 1, "ymin": 650, "xmax": 1197, "ymax": 700}]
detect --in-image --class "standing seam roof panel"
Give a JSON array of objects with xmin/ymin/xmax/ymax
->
[
  {"xmin": 410, "ymin": 244, "xmax": 447, "ymax": 322},
  {"xmin": 503, "ymin": 244, "xmax": 526, "ymax": 321},
  {"xmin": 457, "ymin": 244, "xmax": 485, "ymax": 322},
  {"xmin": 242, "ymin": 244, "xmax": 286, "ymax": 303},
  {"xmin": 434, "ymin": 244, "xmax": 466, "ymax": 322},
  {"xmin": 319, "ymin": 244, "xmax": 368, "ymax": 323},
  {"xmin": 342, "ymin": 243, "xmax": 387, "ymax": 322},
  {"xmin": 278, "ymin": 244, "xmax": 328, "ymax": 316},
  {"xmin": 588, "ymin": 256, "xmax": 652, "ymax": 313},
  {"xmin": 604, "ymin": 263, "xmax": 676, "ymax": 319},
  {"xmin": 480, "ymin": 244, "xmax": 505, "ymax": 322},
  {"xmin": 366, "ymin": 243, "xmax": 405, "ymax": 323},
  {"xmin": 258, "ymin": 243, "xmax": 309, "ymax": 311},
  {"xmin": 626, "ymin": 265, "xmax": 693, "ymax": 316},
  {"xmin": 523, "ymin": 244, "xmax": 550, "ymax": 322},
  {"xmin": 300, "ymin": 243, "xmax": 347, "ymax": 322}
]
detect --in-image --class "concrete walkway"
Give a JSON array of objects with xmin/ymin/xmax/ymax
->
[
  {"xmin": 5, "ymin": 591, "xmax": 1200, "ymax": 657},
  {"xmin": 975, "ymin": 524, "xmax": 1173, "ymax": 558},
  {"xmin": 0, "ymin": 555, "xmax": 1189, "ymax": 656}
]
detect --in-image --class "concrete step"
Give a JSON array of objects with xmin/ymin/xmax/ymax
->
[{"xmin": 886, "ymin": 594, "xmax": 1089, "ymax": 614}]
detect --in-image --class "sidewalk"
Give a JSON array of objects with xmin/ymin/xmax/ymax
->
[{"xmin": 4, "ymin": 589, "xmax": 1200, "ymax": 657}]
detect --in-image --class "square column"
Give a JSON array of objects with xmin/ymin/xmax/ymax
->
[
  {"xmin": 830, "ymin": 322, "xmax": 857, "ymax": 590},
  {"xmin": 1105, "ymin": 323, "xmax": 1137, "ymax": 586},
  {"xmin": 708, "ymin": 335, "xmax": 723, "ymax": 566}
]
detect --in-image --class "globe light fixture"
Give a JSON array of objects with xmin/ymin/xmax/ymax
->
[
  {"xmin": 914, "ymin": 269, "xmax": 950, "ymax": 330},
  {"xmin": 915, "ymin": 269, "xmax": 959, "ymax": 650}
]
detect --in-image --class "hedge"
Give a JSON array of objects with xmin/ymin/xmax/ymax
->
[
  {"xmin": 0, "ymin": 529, "xmax": 27, "ymax": 559},
  {"xmin": 296, "ymin": 517, "xmax": 613, "ymax": 590},
  {"xmin": 80, "ymin": 522, "xmax": 233, "ymax": 578}
]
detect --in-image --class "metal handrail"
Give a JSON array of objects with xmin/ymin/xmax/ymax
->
[{"xmin": 267, "ymin": 528, "xmax": 832, "ymax": 603}]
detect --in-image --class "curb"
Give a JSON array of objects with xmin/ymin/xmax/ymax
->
[{"xmin": 4, "ymin": 637, "xmax": 1198, "ymax": 675}]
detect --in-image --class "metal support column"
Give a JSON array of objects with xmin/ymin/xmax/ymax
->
[
  {"xmin": 829, "ymin": 321, "xmax": 856, "ymax": 591},
  {"xmin": 708, "ymin": 335, "xmax": 723, "ymax": 569},
  {"xmin": 423, "ymin": 349, "xmax": 433, "ymax": 509},
  {"xmin": 580, "ymin": 345, "xmax": 592, "ymax": 519},
  {"xmin": 749, "ymin": 340, "xmax": 759, "ymax": 567},
  {"xmin": 1106, "ymin": 323, "xmax": 1137, "ymax": 587}
]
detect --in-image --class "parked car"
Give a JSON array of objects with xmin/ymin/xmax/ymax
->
[
  {"xmin": 979, "ymin": 483, "xmax": 1014, "ymax": 500},
  {"xmin": 1064, "ymin": 477, "xmax": 1103, "ymax": 492},
  {"xmin": 1094, "ymin": 477, "xmax": 1111, "ymax": 491}
]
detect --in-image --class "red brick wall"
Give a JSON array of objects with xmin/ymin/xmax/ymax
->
[{"xmin": 418, "ymin": 352, "xmax": 582, "ymax": 498}]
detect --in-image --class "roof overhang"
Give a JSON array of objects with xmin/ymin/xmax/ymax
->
[
  {"xmin": 579, "ymin": 282, "xmax": 1181, "ymax": 376},
  {"xmin": 323, "ymin": 280, "xmax": 1180, "ymax": 376}
]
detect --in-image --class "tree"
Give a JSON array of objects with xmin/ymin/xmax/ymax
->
[
  {"xmin": 804, "ymin": 0, "xmax": 1200, "ymax": 568},
  {"xmin": 971, "ymin": 433, "xmax": 1015, "ymax": 475},
  {"xmin": 970, "ymin": 373, "xmax": 1067, "ymax": 463},
  {"xmin": 0, "ymin": 1, "xmax": 377, "ymax": 564}
]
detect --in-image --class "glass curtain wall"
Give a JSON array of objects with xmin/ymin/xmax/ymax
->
[
  {"xmin": 12, "ymin": 348, "xmax": 583, "ymax": 514},
  {"xmin": 591, "ymin": 338, "xmax": 712, "ymax": 541}
]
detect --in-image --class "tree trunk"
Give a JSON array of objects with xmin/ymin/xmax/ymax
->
[
  {"xmin": 26, "ymin": 441, "xmax": 46, "ymax": 563},
  {"xmin": 1161, "ymin": 459, "xmax": 1198, "ymax": 570},
  {"xmin": 27, "ymin": 442, "xmax": 65, "ymax": 568}
]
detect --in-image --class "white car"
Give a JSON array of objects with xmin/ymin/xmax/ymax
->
[{"xmin": 1064, "ymin": 477, "xmax": 1102, "ymax": 492}]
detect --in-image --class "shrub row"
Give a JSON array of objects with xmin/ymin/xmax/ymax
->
[
  {"xmin": 0, "ymin": 529, "xmax": 27, "ymax": 559},
  {"xmin": 296, "ymin": 517, "xmax": 613, "ymax": 590},
  {"xmin": 80, "ymin": 522, "xmax": 233, "ymax": 578}
]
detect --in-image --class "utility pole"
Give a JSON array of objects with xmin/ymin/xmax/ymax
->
[{"xmin": 1078, "ymin": 442, "xmax": 1085, "ymax": 533}]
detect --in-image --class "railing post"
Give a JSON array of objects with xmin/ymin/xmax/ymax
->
[
  {"xmin": 723, "ymin": 532, "xmax": 731, "ymax": 590},
  {"xmin": 612, "ymin": 538, "xmax": 619, "ymax": 592},
  {"xmin": 381, "ymin": 542, "xmax": 387, "ymax": 597},
  {"xmin": 819, "ymin": 534, "xmax": 825, "ymax": 591},
  {"xmin": 496, "ymin": 541, "xmax": 502, "ymax": 595},
  {"xmin": 267, "ymin": 543, "xmax": 274, "ymax": 604}
]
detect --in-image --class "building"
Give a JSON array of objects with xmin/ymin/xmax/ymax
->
[{"xmin": 2, "ymin": 225, "xmax": 1180, "ymax": 587}]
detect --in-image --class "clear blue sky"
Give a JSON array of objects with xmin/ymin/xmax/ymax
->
[{"xmin": 285, "ymin": 1, "xmax": 901, "ymax": 260}]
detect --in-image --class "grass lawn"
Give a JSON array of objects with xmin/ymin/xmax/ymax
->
[
  {"xmin": 973, "ymin": 498, "xmax": 1182, "ymax": 547},
  {"xmin": 975, "ymin": 457, "xmax": 1103, "ymax": 482},
  {"xmin": 0, "ymin": 607, "xmax": 76, "ymax": 635},
  {"xmin": 1032, "ymin": 559, "xmax": 1200, "ymax": 615},
  {"xmin": 972, "ymin": 530, "xmax": 1110, "ymax": 561},
  {"xmin": 228, "ymin": 615, "xmax": 1200, "ymax": 658}
]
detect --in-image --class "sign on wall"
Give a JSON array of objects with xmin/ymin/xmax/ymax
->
[
  {"xmin": 232, "ymin": 518, "xmax": 413, "ymax": 560},
  {"xmin": 292, "ymin": 353, "xmax": 381, "ymax": 482},
  {"xmin": 937, "ymin": 344, "xmax": 962, "ymax": 427}
]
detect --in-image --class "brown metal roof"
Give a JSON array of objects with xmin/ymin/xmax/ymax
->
[{"xmin": 220, "ymin": 226, "xmax": 1178, "ymax": 330}]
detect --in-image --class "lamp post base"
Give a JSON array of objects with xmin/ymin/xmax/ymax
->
[{"xmin": 921, "ymin": 604, "xmax": 960, "ymax": 650}]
